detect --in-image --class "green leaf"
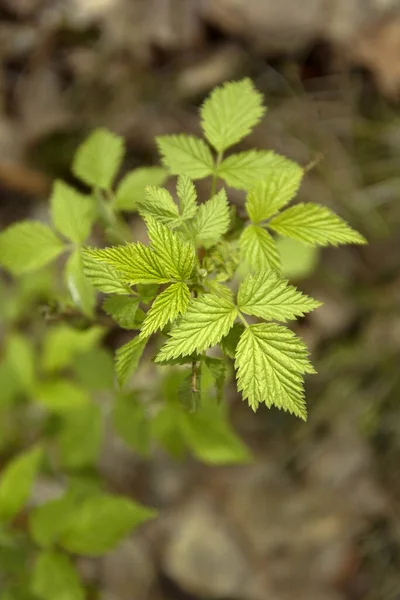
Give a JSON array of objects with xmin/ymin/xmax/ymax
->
[
  {"xmin": 72, "ymin": 128, "xmax": 124, "ymax": 190},
  {"xmin": 29, "ymin": 493, "xmax": 76, "ymax": 549},
  {"xmin": 34, "ymin": 380, "xmax": 90, "ymax": 413},
  {"xmin": 31, "ymin": 551, "xmax": 84, "ymax": 600},
  {"xmin": 276, "ymin": 236, "xmax": 319, "ymax": 280},
  {"xmin": 203, "ymin": 356, "xmax": 226, "ymax": 401},
  {"xmin": 220, "ymin": 322, "xmax": 245, "ymax": 359},
  {"xmin": 60, "ymin": 493, "xmax": 156, "ymax": 556},
  {"xmin": 6, "ymin": 334, "xmax": 36, "ymax": 392},
  {"xmin": 0, "ymin": 447, "xmax": 42, "ymax": 522},
  {"xmin": 103, "ymin": 295, "xmax": 140, "ymax": 329},
  {"xmin": 140, "ymin": 282, "xmax": 190, "ymax": 338},
  {"xmin": 190, "ymin": 189, "xmax": 230, "ymax": 248},
  {"xmin": 156, "ymin": 294, "xmax": 237, "ymax": 361},
  {"xmin": 58, "ymin": 403, "xmax": 102, "ymax": 469},
  {"xmin": 238, "ymin": 270, "xmax": 321, "ymax": 322},
  {"xmin": 156, "ymin": 134, "xmax": 214, "ymax": 179},
  {"xmin": 42, "ymin": 325, "xmax": 105, "ymax": 372},
  {"xmin": 138, "ymin": 185, "xmax": 181, "ymax": 227},
  {"xmin": 115, "ymin": 336, "xmax": 147, "ymax": 387},
  {"xmin": 73, "ymin": 347, "xmax": 115, "ymax": 391},
  {"xmin": 269, "ymin": 203, "xmax": 367, "ymax": 246},
  {"xmin": 177, "ymin": 175, "xmax": 198, "ymax": 220},
  {"xmin": 200, "ymin": 78, "xmax": 265, "ymax": 153},
  {"xmin": 239, "ymin": 224, "xmax": 281, "ymax": 271},
  {"xmin": 235, "ymin": 323, "xmax": 315, "ymax": 417},
  {"xmin": 50, "ymin": 180, "xmax": 95, "ymax": 244},
  {"xmin": 65, "ymin": 250, "xmax": 96, "ymax": 317},
  {"xmin": 146, "ymin": 216, "xmax": 196, "ymax": 280},
  {"xmin": 0, "ymin": 221, "xmax": 65, "ymax": 275},
  {"xmin": 114, "ymin": 167, "xmax": 167, "ymax": 211},
  {"xmin": 113, "ymin": 394, "xmax": 150, "ymax": 457},
  {"xmin": 81, "ymin": 248, "xmax": 132, "ymax": 294},
  {"xmin": 217, "ymin": 150, "xmax": 286, "ymax": 190},
  {"xmin": 246, "ymin": 162, "xmax": 303, "ymax": 223}
]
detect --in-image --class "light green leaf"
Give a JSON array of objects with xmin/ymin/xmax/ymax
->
[
  {"xmin": 217, "ymin": 150, "xmax": 284, "ymax": 190},
  {"xmin": 58, "ymin": 403, "xmax": 102, "ymax": 469},
  {"xmin": 72, "ymin": 128, "xmax": 124, "ymax": 189},
  {"xmin": 34, "ymin": 380, "xmax": 90, "ymax": 413},
  {"xmin": 140, "ymin": 282, "xmax": 190, "ymax": 338},
  {"xmin": 81, "ymin": 248, "xmax": 131, "ymax": 294},
  {"xmin": 6, "ymin": 334, "xmax": 36, "ymax": 392},
  {"xmin": 113, "ymin": 394, "xmax": 150, "ymax": 457},
  {"xmin": 177, "ymin": 175, "xmax": 198, "ymax": 220},
  {"xmin": 190, "ymin": 189, "xmax": 230, "ymax": 248},
  {"xmin": 115, "ymin": 336, "xmax": 147, "ymax": 387},
  {"xmin": 73, "ymin": 347, "xmax": 115, "ymax": 391},
  {"xmin": 65, "ymin": 250, "xmax": 96, "ymax": 317},
  {"xmin": 31, "ymin": 551, "xmax": 84, "ymax": 600},
  {"xmin": 29, "ymin": 493, "xmax": 76, "ymax": 549},
  {"xmin": 137, "ymin": 185, "xmax": 181, "ymax": 227},
  {"xmin": 156, "ymin": 134, "xmax": 214, "ymax": 179},
  {"xmin": 276, "ymin": 236, "xmax": 319, "ymax": 280},
  {"xmin": 146, "ymin": 216, "xmax": 196, "ymax": 280},
  {"xmin": 114, "ymin": 167, "xmax": 167, "ymax": 211},
  {"xmin": 239, "ymin": 224, "xmax": 281, "ymax": 271},
  {"xmin": 0, "ymin": 447, "xmax": 43, "ymax": 522},
  {"xmin": 0, "ymin": 221, "xmax": 65, "ymax": 275},
  {"xmin": 103, "ymin": 295, "xmax": 140, "ymax": 329},
  {"xmin": 50, "ymin": 180, "xmax": 95, "ymax": 244},
  {"xmin": 156, "ymin": 294, "xmax": 237, "ymax": 361},
  {"xmin": 246, "ymin": 162, "xmax": 303, "ymax": 223},
  {"xmin": 235, "ymin": 323, "xmax": 315, "ymax": 417},
  {"xmin": 238, "ymin": 270, "xmax": 321, "ymax": 322},
  {"xmin": 200, "ymin": 78, "xmax": 265, "ymax": 153},
  {"xmin": 42, "ymin": 324, "xmax": 105, "ymax": 372},
  {"xmin": 269, "ymin": 203, "xmax": 367, "ymax": 246},
  {"xmin": 60, "ymin": 493, "xmax": 156, "ymax": 556}
]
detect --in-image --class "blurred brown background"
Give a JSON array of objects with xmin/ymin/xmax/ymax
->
[{"xmin": 1, "ymin": 1, "xmax": 400, "ymax": 599}]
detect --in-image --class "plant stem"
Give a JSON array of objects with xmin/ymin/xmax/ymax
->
[{"xmin": 237, "ymin": 310, "xmax": 250, "ymax": 328}]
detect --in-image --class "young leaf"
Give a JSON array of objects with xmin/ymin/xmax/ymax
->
[
  {"xmin": 156, "ymin": 294, "xmax": 237, "ymax": 361},
  {"xmin": 269, "ymin": 203, "xmax": 367, "ymax": 246},
  {"xmin": 72, "ymin": 128, "xmax": 124, "ymax": 189},
  {"xmin": 81, "ymin": 248, "xmax": 131, "ymax": 294},
  {"xmin": 177, "ymin": 175, "xmax": 198, "ymax": 220},
  {"xmin": 34, "ymin": 380, "xmax": 90, "ymax": 413},
  {"xmin": 58, "ymin": 404, "xmax": 102, "ymax": 469},
  {"xmin": 189, "ymin": 189, "xmax": 230, "ymax": 248},
  {"xmin": 59, "ymin": 493, "xmax": 156, "ymax": 556},
  {"xmin": 217, "ymin": 150, "xmax": 284, "ymax": 190},
  {"xmin": 138, "ymin": 186, "xmax": 181, "ymax": 227},
  {"xmin": 65, "ymin": 250, "xmax": 96, "ymax": 317},
  {"xmin": 200, "ymin": 78, "xmax": 265, "ymax": 153},
  {"xmin": 240, "ymin": 224, "xmax": 281, "ymax": 271},
  {"xmin": 156, "ymin": 134, "xmax": 214, "ymax": 179},
  {"xmin": 6, "ymin": 334, "xmax": 36, "ymax": 392},
  {"xmin": 246, "ymin": 163, "xmax": 303, "ymax": 223},
  {"xmin": 42, "ymin": 325, "xmax": 105, "ymax": 372},
  {"xmin": 29, "ymin": 493, "xmax": 76, "ymax": 549},
  {"xmin": 114, "ymin": 167, "xmax": 167, "ymax": 211},
  {"xmin": 140, "ymin": 282, "xmax": 190, "ymax": 338},
  {"xmin": 0, "ymin": 447, "xmax": 43, "ymax": 522},
  {"xmin": 235, "ymin": 323, "xmax": 315, "ymax": 418},
  {"xmin": 115, "ymin": 336, "xmax": 147, "ymax": 387},
  {"xmin": 238, "ymin": 270, "xmax": 321, "ymax": 322},
  {"xmin": 0, "ymin": 221, "xmax": 65, "ymax": 275},
  {"xmin": 32, "ymin": 551, "xmax": 84, "ymax": 600},
  {"xmin": 113, "ymin": 394, "xmax": 150, "ymax": 457},
  {"xmin": 50, "ymin": 181, "xmax": 95, "ymax": 244},
  {"xmin": 103, "ymin": 295, "xmax": 140, "ymax": 329},
  {"xmin": 146, "ymin": 216, "xmax": 196, "ymax": 280}
]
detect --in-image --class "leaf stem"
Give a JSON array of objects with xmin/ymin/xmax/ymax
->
[{"xmin": 237, "ymin": 310, "xmax": 250, "ymax": 328}]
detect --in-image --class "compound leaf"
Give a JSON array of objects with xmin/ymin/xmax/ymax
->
[
  {"xmin": 115, "ymin": 336, "xmax": 147, "ymax": 387},
  {"xmin": 0, "ymin": 221, "xmax": 65, "ymax": 275},
  {"xmin": 146, "ymin": 216, "xmax": 196, "ymax": 280},
  {"xmin": 140, "ymin": 282, "xmax": 190, "ymax": 338},
  {"xmin": 235, "ymin": 323, "xmax": 315, "ymax": 417},
  {"xmin": 72, "ymin": 128, "xmax": 124, "ymax": 190},
  {"xmin": 200, "ymin": 78, "xmax": 265, "ymax": 152},
  {"xmin": 269, "ymin": 203, "xmax": 367, "ymax": 246},
  {"xmin": 156, "ymin": 294, "xmax": 237, "ymax": 361},
  {"xmin": 189, "ymin": 189, "xmax": 230, "ymax": 248},
  {"xmin": 240, "ymin": 224, "xmax": 280, "ymax": 271},
  {"xmin": 114, "ymin": 167, "xmax": 167, "ymax": 211},
  {"xmin": 81, "ymin": 249, "xmax": 132, "ymax": 295},
  {"xmin": 156, "ymin": 134, "xmax": 214, "ymax": 179},
  {"xmin": 50, "ymin": 180, "xmax": 95, "ymax": 244},
  {"xmin": 177, "ymin": 175, "xmax": 198, "ymax": 220},
  {"xmin": 238, "ymin": 270, "xmax": 321, "ymax": 322},
  {"xmin": 218, "ymin": 150, "xmax": 286, "ymax": 191},
  {"xmin": 138, "ymin": 186, "xmax": 181, "ymax": 227}
]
